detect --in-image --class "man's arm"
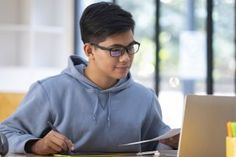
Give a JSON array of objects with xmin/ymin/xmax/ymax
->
[{"xmin": 0, "ymin": 82, "xmax": 52, "ymax": 153}]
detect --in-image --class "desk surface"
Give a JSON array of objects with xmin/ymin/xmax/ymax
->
[
  {"xmin": 6, "ymin": 154, "xmax": 158, "ymax": 157},
  {"xmin": 6, "ymin": 151, "xmax": 177, "ymax": 157}
]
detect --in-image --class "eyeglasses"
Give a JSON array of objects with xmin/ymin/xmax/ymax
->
[{"xmin": 90, "ymin": 41, "xmax": 140, "ymax": 57}]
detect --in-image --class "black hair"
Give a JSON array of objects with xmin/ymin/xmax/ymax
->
[{"xmin": 80, "ymin": 2, "xmax": 135, "ymax": 44}]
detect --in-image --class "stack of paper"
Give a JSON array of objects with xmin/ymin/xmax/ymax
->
[{"xmin": 121, "ymin": 128, "xmax": 180, "ymax": 146}]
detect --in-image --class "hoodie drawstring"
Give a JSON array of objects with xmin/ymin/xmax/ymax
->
[
  {"xmin": 93, "ymin": 96, "xmax": 99, "ymax": 122},
  {"xmin": 107, "ymin": 93, "xmax": 111, "ymax": 127}
]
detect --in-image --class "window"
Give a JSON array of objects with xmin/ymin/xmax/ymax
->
[
  {"xmin": 76, "ymin": 0, "xmax": 236, "ymax": 128},
  {"xmin": 213, "ymin": 0, "xmax": 235, "ymax": 95}
]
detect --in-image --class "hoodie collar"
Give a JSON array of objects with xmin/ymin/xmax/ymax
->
[{"xmin": 63, "ymin": 55, "xmax": 133, "ymax": 93}]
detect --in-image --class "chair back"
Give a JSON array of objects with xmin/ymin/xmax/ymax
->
[{"xmin": 0, "ymin": 92, "xmax": 24, "ymax": 122}]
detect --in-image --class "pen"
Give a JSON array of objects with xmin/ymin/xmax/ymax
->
[
  {"xmin": 227, "ymin": 121, "xmax": 233, "ymax": 137},
  {"xmin": 231, "ymin": 122, "xmax": 236, "ymax": 137},
  {"xmin": 47, "ymin": 121, "xmax": 75, "ymax": 154},
  {"xmin": 48, "ymin": 121, "xmax": 59, "ymax": 132}
]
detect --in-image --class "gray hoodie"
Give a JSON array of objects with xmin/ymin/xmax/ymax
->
[{"xmin": 0, "ymin": 55, "xmax": 170, "ymax": 154}]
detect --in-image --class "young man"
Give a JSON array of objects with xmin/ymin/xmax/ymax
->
[{"xmin": 0, "ymin": 2, "xmax": 178, "ymax": 155}]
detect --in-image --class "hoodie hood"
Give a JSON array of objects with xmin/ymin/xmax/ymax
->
[
  {"xmin": 62, "ymin": 55, "xmax": 134, "ymax": 126},
  {"xmin": 63, "ymin": 55, "xmax": 133, "ymax": 93}
]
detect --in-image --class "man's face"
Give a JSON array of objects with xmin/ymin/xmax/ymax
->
[{"xmin": 89, "ymin": 30, "xmax": 136, "ymax": 81}]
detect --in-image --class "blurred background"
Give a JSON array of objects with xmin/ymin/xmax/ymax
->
[{"xmin": 0, "ymin": 0, "xmax": 235, "ymax": 128}]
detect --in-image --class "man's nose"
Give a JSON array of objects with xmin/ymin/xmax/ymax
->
[{"xmin": 119, "ymin": 50, "xmax": 130, "ymax": 62}]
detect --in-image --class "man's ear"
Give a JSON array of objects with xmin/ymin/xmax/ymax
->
[{"xmin": 84, "ymin": 43, "xmax": 95, "ymax": 60}]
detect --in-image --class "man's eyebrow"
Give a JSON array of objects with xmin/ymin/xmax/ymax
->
[{"xmin": 108, "ymin": 41, "xmax": 136, "ymax": 47}]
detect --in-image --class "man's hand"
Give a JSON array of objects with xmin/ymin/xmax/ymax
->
[
  {"xmin": 31, "ymin": 130, "xmax": 75, "ymax": 155},
  {"xmin": 159, "ymin": 133, "xmax": 180, "ymax": 150}
]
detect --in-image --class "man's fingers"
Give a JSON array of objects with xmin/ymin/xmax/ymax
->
[
  {"xmin": 46, "ymin": 140, "xmax": 65, "ymax": 153},
  {"xmin": 48, "ymin": 131, "xmax": 71, "ymax": 151},
  {"xmin": 49, "ymin": 130, "xmax": 74, "ymax": 151},
  {"xmin": 65, "ymin": 139, "xmax": 75, "ymax": 151}
]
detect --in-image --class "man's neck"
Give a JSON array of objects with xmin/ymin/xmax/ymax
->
[{"xmin": 84, "ymin": 66, "xmax": 118, "ymax": 90}]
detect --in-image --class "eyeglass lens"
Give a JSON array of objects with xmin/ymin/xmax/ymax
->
[{"xmin": 110, "ymin": 43, "xmax": 139, "ymax": 57}]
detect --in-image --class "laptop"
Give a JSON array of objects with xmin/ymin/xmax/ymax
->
[
  {"xmin": 176, "ymin": 95, "xmax": 236, "ymax": 157},
  {"xmin": 123, "ymin": 95, "xmax": 236, "ymax": 157}
]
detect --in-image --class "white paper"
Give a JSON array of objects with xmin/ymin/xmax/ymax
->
[
  {"xmin": 136, "ymin": 150, "xmax": 177, "ymax": 156},
  {"xmin": 121, "ymin": 128, "xmax": 180, "ymax": 146},
  {"xmin": 136, "ymin": 150, "xmax": 160, "ymax": 156}
]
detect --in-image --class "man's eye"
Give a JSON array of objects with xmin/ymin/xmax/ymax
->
[{"xmin": 110, "ymin": 48, "xmax": 122, "ymax": 57}]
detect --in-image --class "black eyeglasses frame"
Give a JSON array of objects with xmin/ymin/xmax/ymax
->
[{"xmin": 90, "ymin": 41, "xmax": 140, "ymax": 57}]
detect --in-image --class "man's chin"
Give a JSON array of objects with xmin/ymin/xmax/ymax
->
[{"xmin": 116, "ymin": 73, "xmax": 129, "ymax": 79}]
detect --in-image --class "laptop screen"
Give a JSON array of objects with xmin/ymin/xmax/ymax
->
[{"xmin": 178, "ymin": 95, "xmax": 236, "ymax": 157}]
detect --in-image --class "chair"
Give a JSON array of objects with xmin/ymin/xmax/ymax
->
[{"xmin": 0, "ymin": 92, "xmax": 24, "ymax": 122}]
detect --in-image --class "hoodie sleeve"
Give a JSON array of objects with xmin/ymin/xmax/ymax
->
[
  {"xmin": 141, "ymin": 90, "xmax": 170, "ymax": 151},
  {"xmin": 0, "ymin": 81, "xmax": 52, "ymax": 153}
]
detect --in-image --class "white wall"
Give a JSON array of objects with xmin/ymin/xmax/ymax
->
[{"xmin": 0, "ymin": 67, "xmax": 62, "ymax": 92}]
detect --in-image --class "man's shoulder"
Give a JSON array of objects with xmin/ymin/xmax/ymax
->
[
  {"xmin": 35, "ymin": 73, "xmax": 71, "ymax": 90},
  {"xmin": 131, "ymin": 80, "xmax": 155, "ymax": 96},
  {"xmin": 39, "ymin": 73, "xmax": 68, "ymax": 83}
]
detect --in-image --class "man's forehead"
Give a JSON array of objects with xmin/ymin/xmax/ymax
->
[{"xmin": 99, "ymin": 30, "xmax": 134, "ymax": 46}]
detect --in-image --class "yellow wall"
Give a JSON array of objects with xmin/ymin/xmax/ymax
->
[{"xmin": 0, "ymin": 92, "xmax": 24, "ymax": 122}]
